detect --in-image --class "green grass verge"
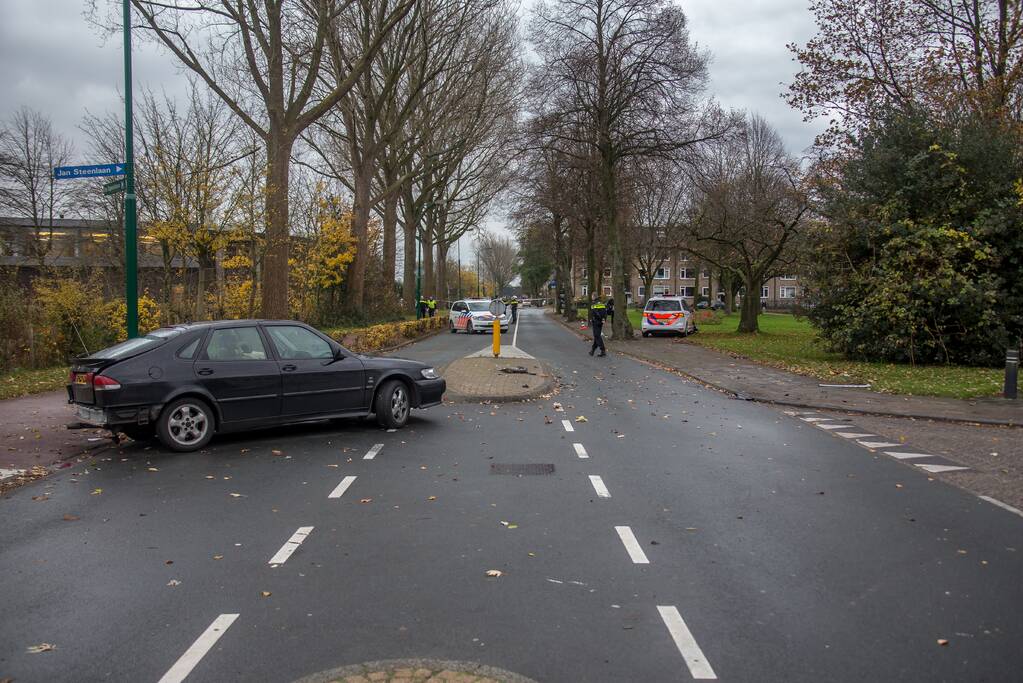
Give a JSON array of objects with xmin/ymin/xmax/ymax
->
[
  {"xmin": 579, "ymin": 307, "xmax": 1001, "ymax": 398},
  {"xmin": 686, "ymin": 313, "xmax": 1002, "ymax": 399},
  {"xmin": 0, "ymin": 366, "xmax": 69, "ymax": 401}
]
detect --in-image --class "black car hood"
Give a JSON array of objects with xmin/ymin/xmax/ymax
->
[{"xmin": 357, "ymin": 355, "xmax": 430, "ymax": 371}]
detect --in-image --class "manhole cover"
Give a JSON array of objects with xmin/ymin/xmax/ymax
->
[
  {"xmin": 490, "ymin": 463, "xmax": 555, "ymax": 475},
  {"xmin": 292, "ymin": 658, "xmax": 540, "ymax": 683}
]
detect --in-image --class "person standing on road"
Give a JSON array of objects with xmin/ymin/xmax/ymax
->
[
  {"xmin": 418, "ymin": 296, "xmax": 428, "ymax": 319},
  {"xmin": 589, "ymin": 300, "xmax": 607, "ymax": 357},
  {"xmin": 427, "ymin": 297, "xmax": 437, "ymax": 317},
  {"xmin": 510, "ymin": 297, "xmax": 519, "ymax": 324}
]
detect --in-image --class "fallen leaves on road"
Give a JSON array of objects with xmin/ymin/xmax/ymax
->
[
  {"xmin": 205, "ymin": 475, "xmax": 215, "ymax": 479},
  {"xmin": 427, "ymin": 496, "xmax": 437, "ymax": 501},
  {"xmin": 62, "ymin": 514, "xmax": 79, "ymax": 521},
  {"xmin": 544, "ymin": 415, "xmax": 552, "ymax": 424},
  {"xmin": 260, "ymin": 591, "xmax": 271, "ymax": 597},
  {"xmin": 229, "ymin": 493, "xmax": 245, "ymax": 498},
  {"xmin": 26, "ymin": 643, "xmax": 55, "ymax": 653},
  {"xmin": 937, "ymin": 639, "xmax": 949, "ymax": 646},
  {"xmin": 271, "ymin": 449, "xmax": 284, "ymax": 456},
  {"xmin": 90, "ymin": 488, "xmax": 102, "ymax": 495},
  {"xmin": 147, "ymin": 467, "xmax": 159, "ymax": 472},
  {"xmin": 327, "ymin": 464, "xmax": 339, "ymax": 468},
  {"xmin": 167, "ymin": 579, "xmax": 181, "ymax": 586},
  {"xmin": 213, "ymin": 555, "xmax": 223, "ymax": 560},
  {"xmin": 575, "ymin": 416, "xmax": 588, "ymax": 423},
  {"xmin": 552, "ymin": 402, "xmax": 564, "ymax": 412},
  {"xmin": 500, "ymin": 521, "xmax": 518, "ymax": 529},
  {"xmin": 895, "ymin": 483, "xmax": 904, "ymax": 489},
  {"xmin": 485, "ymin": 569, "xmax": 503, "ymax": 577},
  {"xmin": 359, "ymin": 498, "xmax": 373, "ymax": 503}
]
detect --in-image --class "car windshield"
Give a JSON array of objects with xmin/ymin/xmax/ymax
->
[
  {"xmin": 646, "ymin": 299, "xmax": 683, "ymax": 312},
  {"xmin": 467, "ymin": 302, "xmax": 491, "ymax": 312},
  {"xmin": 90, "ymin": 328, "xmax": 181, "ymax": 359}
]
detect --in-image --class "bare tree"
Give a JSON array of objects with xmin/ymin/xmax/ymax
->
[
  {"xmin": 528, "ymin": 0, "xmax": 727, "ymax": 339},
  {"xmin": 476, "ymin": 231, "xmax": 517, "ymax": 296},
  {"xmin": 628, "ymin": 158, "xmax": 690, "ymax": 304},
  {"xmin": 111, "ymin": 0, "xmax": 415, "ymax": 317},
  {"xmin": 0, "ymin": 107, "xmax": 76, "ymax": 270},
  {"xmin": 684, "ymin": 115, "xmax": 809, "ymax": 333}
]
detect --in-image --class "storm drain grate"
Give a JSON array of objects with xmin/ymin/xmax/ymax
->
[{"xmin": 490, "ymin": 463, "xmax": 555, "ymax": 475}]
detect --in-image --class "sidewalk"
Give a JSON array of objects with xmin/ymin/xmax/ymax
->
[
  {"xmin": 0, "ymin": 390, "xmax": 112, "ymax": 486},
  {"xmin": 550, "ymin": 312, "xmax": 1022, "ymax": 426}
]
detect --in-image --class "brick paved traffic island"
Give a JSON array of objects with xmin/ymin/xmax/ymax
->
[
  {"xmin": 293, "ymin": 659, "xmax": 541, "ymax": 683},
  {"xmin": 442, "ymin": 357, "xmax": 553, "ymax": 403}
]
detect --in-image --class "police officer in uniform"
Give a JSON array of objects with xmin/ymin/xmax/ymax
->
[
  {"xmin": 427, "ymin": 297, "xmax": 437, "ymax": 317},
  {"xmin": 589, "ymin": 300, "xmax": 607, "ymax": 357}
]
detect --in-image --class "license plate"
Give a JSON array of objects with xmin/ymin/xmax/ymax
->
[
  {"xmin": 74, "ymin": 374, "xmax": 90, "ymax": 385},
  {"xmin": 76, "ymin": 405, "xmax": 105, "ymax": 424}
]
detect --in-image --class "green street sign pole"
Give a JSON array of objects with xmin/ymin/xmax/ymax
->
[
  {"xmin": 415, "ymin": 232, "xmax": 422, "ymax": 320},
  {"xmin": 123, "ymin": 0, "xmax": 139, "ymax": 338}
]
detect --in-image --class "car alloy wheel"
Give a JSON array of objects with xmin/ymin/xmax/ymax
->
[
  {"xmin": 390, "ymin": 384, "xmax": 409, "ymax": 424},
  {"xmin": 167, "ymin": 402, "xmax": 209, "ymax": 447}
]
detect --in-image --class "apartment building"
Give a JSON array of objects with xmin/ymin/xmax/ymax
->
[{"xmin": 571, "ymin": 253, "xmax": 803, "ymax": 309}]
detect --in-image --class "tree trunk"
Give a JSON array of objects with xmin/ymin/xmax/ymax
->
[
  {"xmin": 435, "ymin": 241, "xmax": 448, "ymax": 302},
  {"xmin": 344, "ymin": 165, "xmax": 373, "ymax": 313},
  {"xmin": 601, "ymin": 161, "xmax": 632, "ymax": 339},
  {"xmin": 381, "ymin": 190, "xmax": 398, "ymax": 290},
  {"xmin": 738, "ymin": 272, "xmax": 761, "ymax": 333},
  {"xmin": 262, "ymin": 133, "xmax": 292, "ymax": 319},
  {"xmin": 422, "ymin": 229, "xmax": 434, "ymax": 300}
]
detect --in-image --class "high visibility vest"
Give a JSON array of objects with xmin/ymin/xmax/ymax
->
[{"xmin": 428, "ymin": 299, "xmax": 436, "ymax": 309}]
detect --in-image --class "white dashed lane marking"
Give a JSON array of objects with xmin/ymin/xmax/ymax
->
[
  {"xmin": 573, "ymin": 443, "xmax": 589, "ymax": 459},
  {"xmin": 588, "ymin": 475, "xmax": 611, "ymax": 498},
  {"xmin": 857, "ymin": 440, "xmax": 902, "ymax": 449},
  {"xmin": 883, "ymin": 451, "xmax": 936, "ymax": 460},
  {"xmin": 562, "ymin": 419, "xmax": 574, "ymax": 432},
  {"xmin": 328, "ymin": 475, "xmax": 357, "ymax": 499},
  {"xmin": 268, "ymin": 526, "xmax": 314, "ymax": 565},
  {"xmin": 614, "ymin": 526, "xmax": 650, "ymax": 564},
  {"xmin": 657, "ymin": 605, "xmax": 717, "ymax": 680},
  {"xmin": 363, "ymin": 443, "xmax": 384, "ymax": 460},
  {"xmin": 915, "ymin": 463, "xmax": 970, "ymax": 474},
  {"xmin": 979, "ymin": 495, "xmax": 1023, "ymax": 518},
  {"xmin": 157, "ymin": 613, "xmax": 239, "ymax": 683}
]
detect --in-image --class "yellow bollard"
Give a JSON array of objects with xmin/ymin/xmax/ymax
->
[{"xmin": 492, "ymin": 318, "xmax": 501, "ymax": 357}]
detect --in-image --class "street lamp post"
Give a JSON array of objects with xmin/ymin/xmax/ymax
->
[{"xmin": 122, "ymin": 0, "xmax": 138, "ymax": 338}]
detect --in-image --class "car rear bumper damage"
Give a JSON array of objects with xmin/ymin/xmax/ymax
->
[{"xmin": 71, "ymin": 403, "xmax": 159, "ymax": 429}]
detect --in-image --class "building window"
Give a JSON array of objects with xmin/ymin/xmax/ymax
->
[
  {"xmin": 761, "ymin": 286, "xmax": 770, "ymax": 299},
  {"xmin": 654, "ymin": 267, "xmax": 668, "ymax": 279},
  {"xmin": 602, "ymin": 286, "xmax": 612, "ymax": 296},
  {"xmin": 701, "ymin": 269, "xmax": 710, "ymax": 278},
  {"xmin": 779, "ymin": 274, "xmax": 797, "ymax": 280},
  {"xmin": 602, "ymin": 268, "xmax": 611, "ymax": 278},
  {"xmin": 653, "ymin": 285, "xmax": 670, "ymax": 296},
  {"xmin": 780, "ymin": 286, "xmax": 797, "ymax": 299},
  {"xmin": 581, "ymin": 285, "xmax": 588, "ymax": 296},
  {"xmin": 679, "ymin": 268, "xmax": 693, "ymax": 280},
  {"xmin": 580, "ymin": 267, "xmax": 587, "ymax": 278},
  {"xmin": 701, "ymin": 286, "xmax": 709, "ymax": 296},
  {"xmin": 680, "ymin": 286, "xmax": 695, "ymax": 297},
  {"xmin": 637, "ymin": 285, "xmax": 646, "ymax": 298},
  {"xmin": 678, "ymin": 254, "xmax": 689, "ymax": 263}
]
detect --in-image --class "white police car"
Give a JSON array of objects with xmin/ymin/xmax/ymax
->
[
  {"xmin": 448, "ymin": 299, "xmax": 510, "ymax": 334},
  {"xmin": 641, "ymin": 295, "xmax": 696, "ymax": 337}
]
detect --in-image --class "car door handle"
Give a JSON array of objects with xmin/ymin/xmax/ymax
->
[
  {"xmin": 282, "ymin": 364, "xmax": 297, "ymax": 372},
  {"xmin": 197, "ymin": 368, "xmax": 214, "ymax": 376}
]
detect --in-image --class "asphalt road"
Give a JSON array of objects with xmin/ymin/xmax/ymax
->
[{"xmin": 2, "ymin": 308, "xmax": 1022, "ymax": 682}]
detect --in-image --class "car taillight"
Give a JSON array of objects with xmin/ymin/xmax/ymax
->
[{"xmin": 93, "ymin": 374, "xmax": 122, "ymax": 391}]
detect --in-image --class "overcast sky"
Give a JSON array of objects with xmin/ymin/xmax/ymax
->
[{"xmin": 0, "ymin": 0, "xmax": 825, "ymax": 247}]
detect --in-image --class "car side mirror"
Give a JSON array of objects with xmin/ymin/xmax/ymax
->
[{"xmin": 333, "ymin": 346, "xmax": 345, "ymax": 360}]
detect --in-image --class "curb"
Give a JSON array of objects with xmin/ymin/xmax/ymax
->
[
  {"xmin": 292, "ymin": 658, "xmax": 541, "ymax": 683},
  {"xmin": 546, "ymin": 310, "xmax": 1021, "ymax": 428}
]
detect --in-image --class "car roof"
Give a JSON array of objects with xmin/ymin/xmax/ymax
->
[{"xmin": 168, "ymin": 319, "xmax": 312, "ymax": 331}]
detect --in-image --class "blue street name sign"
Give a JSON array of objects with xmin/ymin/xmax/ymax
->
[{"xmin": 53, "ymin": 163, "xmax": 127, "ymax": 180}]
